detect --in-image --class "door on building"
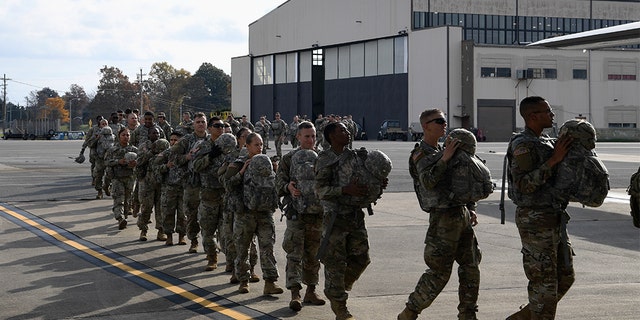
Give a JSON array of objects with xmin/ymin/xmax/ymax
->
[{"xmin": 477, "ymin": 99, "xmax": 516, "ymax": 142}]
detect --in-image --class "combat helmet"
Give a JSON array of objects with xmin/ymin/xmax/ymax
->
[
  {"xmin": 124, "ymin": 151, "xmax": 138, "ymax": 161},
  {"xmin": 74, "ymin": 153, "xmax": 86, "ymax": 163},
  {"xmin": 152, "ymin": 138, "xmax": 170, "ymax": 154},
  {"xmin": 291, "ymin": 149, "xmax": 318, "ymax": 181},
  {"xmin": 248, "ymin": 154, "xmax": 273, "ymax": 177},
  {"xmin": 445, "ymin": 128, "xmax": 477, "ymax": 155},
  {"xmin": 364, "ymin": 149, "xmax": 392, "ymax": 180},
  {"xmin": 558, "ymin": 119, "xmax": 596, "ymax": 150},
  {"xmin": 101, "ymin": 126, "xmax": 113, "ymax": 135},
  {"xmin": 215, "ymin": 133, "xmax": 237, "ymax": 154}
]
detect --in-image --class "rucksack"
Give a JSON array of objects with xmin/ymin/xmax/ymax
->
[
  {"xmin": 243, "ymin": 154, "xmax": 278, "ymax": 212},
  {"xmin": 553, "ymin": 119, "xmax": 609, "ymax": 207},
  {"xmin": 350, "ymin": 147, "xmax": 392, "ymax": 207},
  {"xmin": 627, "ymin": 166, "xmax": 640, "ymax": 228},
  {"xmin": 443, "ymin": 129, "xmax": 494, "ymax": 203},
  {"xmin": 290, "ymin": 149, "xmax": 323, "ymax": 214},
  {"xmin": 96, "ymin": 127, "xmax": 115, "ymax": 159}
]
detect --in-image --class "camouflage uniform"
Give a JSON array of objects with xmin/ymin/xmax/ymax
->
[
  {"xmin": 93, "ymin": 128, "xmax": 114, "ymax": 197},
  {"xmin": 314, "ymin": 148, "xmax": 371, "ymax": 304},
  {"xmin": 226, "ymin": 156, "xmax": 280, "ymax": 283},
  {"xmin": 82, "ymin": 124, "xmax": 100, "ymax": 184},
  {"xmin": 404, "ymin": 140, "xmax": 481, "ymax": 319},
  {"xmin": 171, "ymin": 132, "xmax": 209, "ymax": 245},
  {"xmin": 270, "ymin": 118, "xmax": 288, "ymax": 158},
  {"xmin": 174, "ymin": 120, "xmax": 194, "ymax": 136},
  {"xmin": 288, "ymin": 120, "xmax": 300, "ymax": 149},
  {"xmin": 276, "ymin": 148, "xmax": 323, "ymax": 291},
  {"xmin": 154, "ymin": 148, "xmax": 187, "ymax": 238},
  {"xmin": 105, "ymin": 143, "xmax": 138, "ymax": 222},
  {"xmin": 130, "ymin": 123, "xmax": 165, "ymax": 147},
  {"xmin": 158, "ymin": 120, "xmax": 173, "ymax": 138},
  {"xmin": 254, "ymin": 120, "xmax": 269, "ymax": 154},
  {"xmin": 507, "ymin": 127, "xmax": 575, "ymax": 319},
  {"xmin": 221, "ymin": 148, "xmax": 259, "ymax": 275},
  {"xmin": 135, "ymin": 139, "xmax": 163, "ymax": 234},
  {"xmin": 192, "ymin": 137, "xmax": 226, "ymax": 261}
]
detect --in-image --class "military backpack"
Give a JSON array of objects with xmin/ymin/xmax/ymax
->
[
  {"xmin": 243, "ymin": 154, "xmax": 278, "ymax": 212},
  {"xmin": 290, "ymin": 149, "xmax": 323, "ymax": 214}
]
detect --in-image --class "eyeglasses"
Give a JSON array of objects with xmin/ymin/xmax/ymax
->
[
  {"xmin": 425, "ymin": 118, "xmax": 447, "ymax": 125},
  {"xmin": 211, "ymin": 123, "xmax": 224, "ymax": 128}
]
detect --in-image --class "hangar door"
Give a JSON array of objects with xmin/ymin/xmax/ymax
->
[{"xmin": 477, "ymin": 99, "xmax": 516, "ymax": 142}]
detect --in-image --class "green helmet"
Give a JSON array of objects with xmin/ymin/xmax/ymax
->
[
  {"xmin": 101, "ymin": 126, "xmax": 113, "ymax": 135},
  {"xmin": 215, "ymin": 133, "xmax": 238, "ymax": 154},
  {"xmin": 152, "ymin": 138, "xmax": 170, "ymax": 154},
  {"xmin": 558, "ymin": 119, "xmax": 596, "ymax": 150},
  {"xmin": 124, "ymin": 152, "xmax": 137, "ymax": 161},
  {"xmin": 445, "ymin": 128, "xmax": 477, "ymax": 155},
  {"xmin": 364, "ymin": 149, "xmax": 392, "ymax": 180}
]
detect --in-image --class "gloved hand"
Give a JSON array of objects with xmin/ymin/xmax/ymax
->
[
  {"xmin": 208, "ymin": 145, "xmax": 223, "ymax": 159},
  {"xmin": 80, "ymin": 147, "xmax": 86, "ymax": 155}
]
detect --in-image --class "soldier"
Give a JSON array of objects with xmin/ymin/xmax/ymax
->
[
  {"xmin": 276, "ymin": 121, "xmax": 326, "ymax": 311},
  {"xmin": 254, "ymin": 116, "xmax": 270, "ymax": 154},
  {"xmin": 170, "ymin": 112, "xmax": 209, "ymax": 253},
  {"xmin": 224, "ymin": 132, "xmax": 284, "ymax": 295},
  {"xmin": 192, "ymin": 117, "xmax": 227, "ymax": 271},
  {"xmin": 288, "ymin": 115, "xmax": 301, "ymax": 149},
  {"xmin": 105, "ymin": 127, "xmax": 138, "ymax": 230},
  {"xmin": 227, "ymin": 113, "xmax": 240, "ymax": 134},
  {"xmin": 239, "ymin": 115, "xmax": 255, "ymax": 131},
  {"xmin": 131, "ymin": 110, "xmax": 165, "ymax": 148},
  {"xmin": 271, "ymin": 112, "xmax": 288, "ymax": 158},
  {"xmin": 506, "ymin": 96, "xmax": 575, "ymax": 320},
  {"xmin": 398, "ymin": 109, "xmax": 482, "ymax": 320},
  {"xmin": 156, "ymin": 131, "xmax": 188, "ymax": 246},
  {"xmin": 157, "ymin": 112, "xmax": 173, "ymax": 137},
  {"xmin": 135, "ymin": 127, "xmax": 166, "ymax": 242},
  {"xmin": 175, "ymin": 111, "xmax": 194, "ymax": 135},
  {"xmin": 93, "ymin": 119, "xmax": 114, "ymax": 199},
  {"xmin": 315, "ymin": 122, "xmax": 385, "ymax": 320},
  {"xmin": 79, "ymin": 115, "xmax": 104, "ymax": 186}
]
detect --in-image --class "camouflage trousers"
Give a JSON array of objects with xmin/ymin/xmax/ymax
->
[
  {"xmin": 289, "ymin": 134, "xmax": 298, "ymax": 148},
  {"xmin": 274, "ymin": 134, "xmax": 284, "ymax": 157},
  {"xmin": 92, "ymin": 158, "xmax": 111, "ymax": 192},
  {"xmin": 137, "ymin": 178, "xmax": 162, "ymax": 232},
  {"xmin": 515, "ymin": 207, "xmax": 575, "ymax": 320},
  {"xmin": 221, "ymin": 202, "xmax": 258, "ymax": 270},
  {"xmin": 162, "ymin": 184, "xmax": 186, "ymax": 235},
  {"xmin": 282, "ymin": 213, "xmax": 323, "ymax": 290},
  {"xmin": 320, "ymin": 209, "xmax": 370, "ymax": 302},
  {"xmin": 183, "ymin": 184, "xmax": 201, "ymax": 241},
  {"xmin": 111, "ymin": 176, "xmax": 135, "ymax": 221},
  {"xmin": 406, "ymin": 206, "xmax": 481, "ymax": 319},
  {"xmin": 198, "ymin": 188, "xmax": 224, "ymax": 256},
  {"xmin": 234, "ymin": 210, "xmax": 279, "ymax": 282},
  {"xmin": 260, "ymin": 133, "xmax": 269, "ymax": 153}
]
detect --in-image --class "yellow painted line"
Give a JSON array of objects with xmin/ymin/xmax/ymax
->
[{"xmin": 0, "ymin": 204, "xmax": 254, "ymax": 320}]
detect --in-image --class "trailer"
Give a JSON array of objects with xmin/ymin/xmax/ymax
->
[{"xmin": 2, "ymin": 119, "xmax": 60, "ymax": 140}]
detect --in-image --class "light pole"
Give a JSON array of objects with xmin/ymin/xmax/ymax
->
[{"xmin": 68, "ymin": 98, "xmax": 78, "ymax": 131}]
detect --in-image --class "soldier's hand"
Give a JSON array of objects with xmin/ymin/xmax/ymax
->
[
  {"xmin": 381, "ymin": 178, "xmax": 389, "ymax": 189},
  {"xmin": 548, "ymin": 135, "xmax": 573, "ymax": 167},
  {"xmin": 288, "ymin": 181, "xmax": 301, "ymax": 197},
  {"xmin": 442, "ymin": 138, "xmax": 461, "ymax": 162},
  {"xmin": 239, "ymin": 159, "xmax": 251, "ymax": 175},
  {"xmin": 469, "ymin": 210, "xmax": 478, "ymax": 226}
]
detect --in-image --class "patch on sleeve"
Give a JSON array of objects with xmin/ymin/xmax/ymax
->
[
  {"xmin": 513, "ymin": 146, "xmax": 530, "ymax": 157},
  {"xmin": 411, "ymin": 150, "xmax": 423, "ymax": 162}
]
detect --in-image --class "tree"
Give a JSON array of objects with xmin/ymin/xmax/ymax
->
[
  {"xmin": 85, "ymin": 66, "xmax": 138, "ymax": 120},
  {"xmin": 41, "ymin": 97, "xmax": 68, "ymax": 123},
  {"xmin": 63, "ymin": 84, "xmax": 90, "ymax": 126},
  {"xmin": 147, "ymin": 62, "xmax": 191, "ymax": 125},
  {"xmin": 191, "ymin": 62, "xmax": 231, "ymax": 113}
]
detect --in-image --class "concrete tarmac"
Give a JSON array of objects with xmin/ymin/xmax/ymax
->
[{"xmin": 0, "ymin": 139, "xmax": 638, "ymax": 319}]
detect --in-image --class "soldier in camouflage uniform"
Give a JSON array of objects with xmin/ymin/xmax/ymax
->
[
  {"xmin": 80, "ymin": 115, "xmax": 104, "ymax": 186},
  {"xmin": 156, "ymin": 112, "xmax": 173, "ymax": 137},
  {"xmin": 315, "ymin": 122, "xmax": 377, "ymax": 320},
  {"xmin": 105, "ymin": 127, "xmax": 138, "ymax": 230},
  {"xmin": 239, "ymin": 115, "xmax": 255, "ymax": 131},
  {"xmin": 192, "ymin": 117, "xmax": 227, "ymax": 271},
  {"xmin": 155, "ymin": 131, "xmax": 188, "ymax": 246},
  {"xmin": 271, "ymin": 112, "xmax": 288, "ymax": 158},
  {"xmin": 221, "ymin": 127, "xmax": 260, "ymax": 283},
  {"xmin": 130, "ymin": 111, "xmax": 165, "ymax": 148},
  {"xmin": 224, "ymin": 133, "xmax": 284, "ymax": 295},
  {"xmin": 93, "ymin": 119, "xmax": 114, "ymax": 199},
  {"xmin": 135, "ymin": 127, "xmax": 166, "ymax": 242},
  {"xmin": 276, "ymin": 121, "xmax": 326, "ymax": 311},
  {"xmin": 506, "ymin": 96, "xmax": 575, "ymax": 320},
  {"xmin": 170, "ymin": 112, "xmax": 209, "ymax": 253},
  {"xmin": 254, "ymin": 116, "xmax": 270, "ymax": 154},
  {"xmin": 226, "ymin": 114, "xmax": 240, "ymax": 134},
  {"xmin": 174, "ymin": 111, "xmax": 194, "ymax": 136},
  {"xmin": 288, "ymin": 115, "xmax": 300, "ymax": 149},
  {"xmin": 398, "ymin": 109, "xmax": 481, "ymax": 320}
]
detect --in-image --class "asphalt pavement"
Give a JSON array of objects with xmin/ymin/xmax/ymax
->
[{"xmin": 0, "ymin": 139, "xmax": 638, "ymax": 320}]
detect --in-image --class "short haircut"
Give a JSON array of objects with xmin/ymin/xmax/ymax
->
[
  {"xmin": 298, "ymin": 121, "xmax": 314, "ymax": 131},
  {"xmin": 419, "ymin": 108, "xmax": 443, "ymax": 124},
  {"xmin": 236, "ymin": 127, "xmax": 251, "ymax": 139},
  {"xmin": 246, "ymin": 132, "xmax": 261, "ymax": 144},
  {"xmin": 194, "ymin": 112, "xmax": 206, "ymax": 120},
  {"xmin": 170, "ymin": 131, "xmax": 183, "ymax": 138},
  {"xmin": 144, "ymin": 110, "xmax": 154, "ymax": 118},
  {"xmin": 323, "ymin": 122, "xmax": 341, "ymax": 145},
  {"xmin": 519, "ymin": 96, "xmax": 547, "ymax": 118},
  {"xmin": 117, "ymin": 127, "xmax": 129, "ymax": 136}
]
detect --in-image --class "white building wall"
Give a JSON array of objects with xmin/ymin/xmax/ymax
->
[
  {"xmin": 231, "ymin": 56, "xmax": 252, "ymax": 120},
  {"xmin": 249, "ymin": 0, "xmax": 412, "ymax": 57}
]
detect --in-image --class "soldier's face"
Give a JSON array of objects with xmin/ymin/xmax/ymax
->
[
  {"xmin": 143, "ymin": 115, "xmax": 154, "ymax": 127},
  {"xmin": 531, "ymin": 101, "xmax": 555, "ymax": 128},
  {"xmin": 424, "ymin": 112, "xmax": 447, "ymax": 139},
  {"xmin": 119, "ymin": 130, "xmax": 130, "ymax": 145},
  {"xmin": 194, "ymin": 117, "xmax": 207, "ymax": 134},
  {"xmin": 247, "ymin": 135, "xmax": 263, "ymax": 156},
  {"xmin": 297, "ymin": 127, "xmax": 316, "ymax": 150},
  {"xmin": 149, "ymin": 129, "xmax": 159, "ymax": 142}
]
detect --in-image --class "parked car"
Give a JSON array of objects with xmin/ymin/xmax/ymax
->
[{"xmin": 409, "ymin": 122, "xmax": 423, "ymax": 141}]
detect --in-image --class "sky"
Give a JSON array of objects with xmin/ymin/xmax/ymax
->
[{"xmin": 0, "ymin": 0, "xmax": 285, "ymax": 104}]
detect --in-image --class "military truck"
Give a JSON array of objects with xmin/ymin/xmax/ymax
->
[
  {"xmin": 409, "ymin": 122, "xmax": 423, "ymax": 141},
  {"xmin": 377, "ymin": 119, "xmax": 408, "ymax": 141}
]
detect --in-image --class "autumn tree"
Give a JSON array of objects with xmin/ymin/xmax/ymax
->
[
  {"xmin": 85, "ymin": 66, "xmax": 139, "ymax": 121},
  {"xmin": 40, "ymin": 97, "xmax": 68, "ymax": 123},
  {"xmin": 63, "ymin": 84, "xmax": 91, "ymax": 127},
  {"xmin": 147, "ymin": 62, "xmax": 191, "ymax": 125}
]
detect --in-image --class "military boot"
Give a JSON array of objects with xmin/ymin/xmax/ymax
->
[
  {"xmin": 303, "ymin": 285, "xmax": 326, "ymax": 305},
  {"xmin": 229, "ymin": 272, "xmax": 239, "ymax": 284},
  {"xmin": 506, "ymin": 304, "xmax": 530, "ymax": 320},
  {"xmin": 96, "ymin": 190, "xmax": 103, "ymax": 199},
  {"xmin": 103, "ymin": 185, "xmax": 111, "ymax": 197},
  {"xmin": 188, "ymin": 239, "xmax": 198, "ymax": 253},
  {"xmin": 139, "ymin": 230, "xmax": 147, "ymax": 241},
  {"xmin": 289, "ymin": 288, "xmax": 302, "ymax": 311},
  {"xmin": 263, "ymin": 280, "xmax": 284, "ymax": 295},
  {"xmin": 238, "ymin": 280, "xmax": 249, "ymax": 294},
  {"xmin": 156, "ymin": 230, "xmax": 167, "ymax": 241},
  {"xmin": 397, "ymin": 306, "xmax": 418, "ymax": 320},
  {"xmin": 165, "ymin": 234, "xmax": 174, "ymax": 246},
  {"xmin": 177, "ymin": 233, "xmax": 187, "ymax": 245},
  {"xmin": 330, "ymin": 299, "xmax": 354, "ymax": 320},
  {"xmin": 249, "ymin": 267, "xmax": 260, "ymax": 282},
  {"xmin": 204, "ymin": 253, "xmax": 218, "ymax": 271}
]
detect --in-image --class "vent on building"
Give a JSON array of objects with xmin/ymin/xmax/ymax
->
[{"xmin": 516, "ymin": 69, "xmax": 528, "ymax": 79}]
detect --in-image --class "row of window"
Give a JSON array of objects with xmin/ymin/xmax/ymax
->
[
  {"xmin": 480, "ymin": 61, "xmax": 637, "ymax": 80},
  {"xmin": 414, "ymin": 11, "xmax": 639, "ymax": 47}
]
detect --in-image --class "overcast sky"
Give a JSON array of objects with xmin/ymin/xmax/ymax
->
[{"xmin": 0, "ymin": 0, "xmax": 284, "ymax": 104}]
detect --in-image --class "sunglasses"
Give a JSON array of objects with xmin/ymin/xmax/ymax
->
[
  {"xmin": 426, "ymin": 118, "xmax": 447, "ymax": 125},
  {"xmin": 210, "ymin": 123, "xmax": 224, "ymax": 128}
]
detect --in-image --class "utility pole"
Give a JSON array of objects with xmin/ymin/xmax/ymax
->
[
  {"xmin": 138, "ymin": 68, "xmax": 147, "ymax": 110},
  {"xmin": 2, "ymin": 74, "xmax": 12, "ymax": 135}
]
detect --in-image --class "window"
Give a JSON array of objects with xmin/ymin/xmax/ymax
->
[
  {"xmin": 573, "ymin": 60, "xmax": 588, "ymax": 80},
  {"xmin": 253, "ymin": 56, "xmax": 273, "ymax": 85},
  {"xmin": 527, "ymin": 59, "xmax": 557, "ymax": 79},
  {"xmin": 608, "ymin": 61, "xmax": 637, "ymax": 81},
  {"xmin": 607, "ymin": 109, "xmax": 638, "ymax": 128},
  {"xmin": 481, "ymin": 58, "xmax": 512, "ymax": 78}
]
